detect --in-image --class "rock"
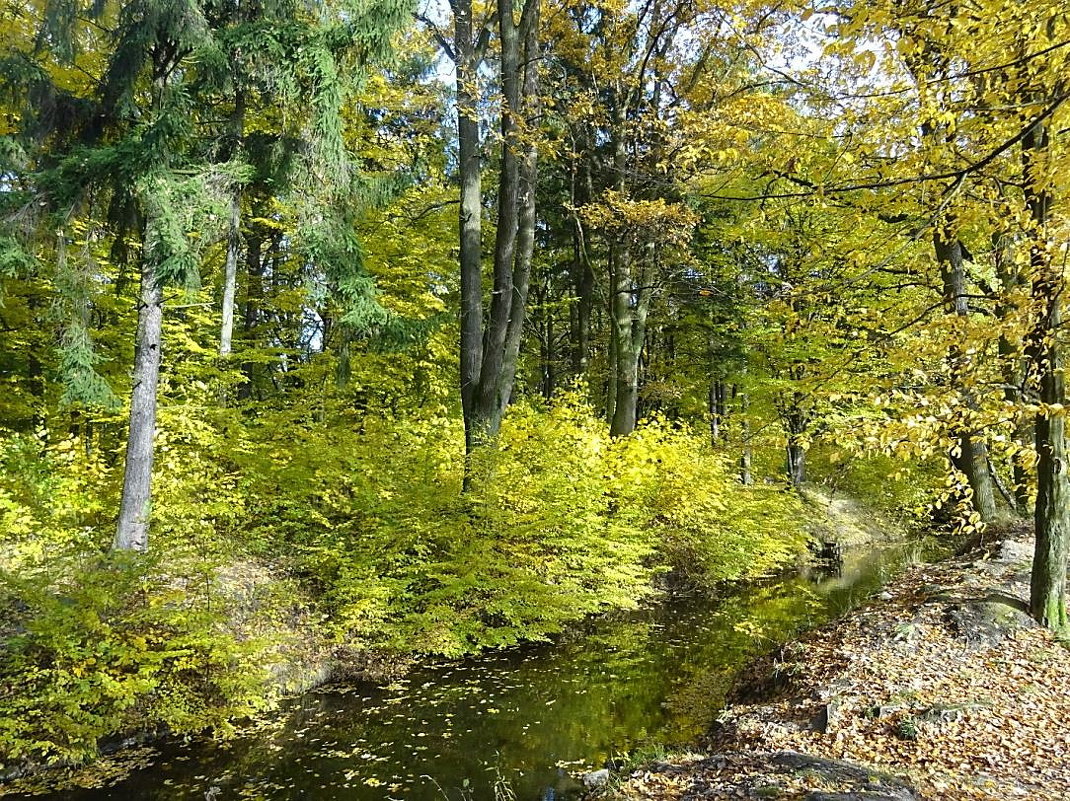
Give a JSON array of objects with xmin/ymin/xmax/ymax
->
[
  {"xmin": 867, "ymin": 703, "xmax": 904, "ymax": 720},
  {"xmin": 581, "ymin": 768, "xmax": 610, "ymax": 789},
  {"xmin": 919, "ymin": 701, "xmax": 989, "ymax": 725},
  {"xmin": 804, "ymin": 792, "xmax": 916, "ymax": 801},
  {"xmin": 815, "ymin": 678, "xmax": 853, "ymax": 702},
  {"xmin": 770, "ymin": 752, "xmax": 920, "ymax": 799},
  {"xmin": 945, "ymin": 597, "xmax": 1036, "ymax": 646},
  {"xmin": 810, "ymin": 698, "xmax": 843, "ymax": 733},
  {"xmin": 997, "ymin": 539, "xmax": 1032, "ymax": 565}
]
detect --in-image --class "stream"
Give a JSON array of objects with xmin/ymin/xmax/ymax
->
[{"xmin": 36, "ymin": 542, "xmax": 927, "ymax": 801}]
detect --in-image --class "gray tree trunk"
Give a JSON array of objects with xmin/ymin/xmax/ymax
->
[
  {"xmin": 933, "ymin": 226, "xmax": 998, "ymax": 523},
  {"xmin": 495, "ymin": 4, "xmax": 540, "ymax": 419},
  {"xmin": 739, "ymin": 386, "xmax": 753, "ymax": 485},
  {"xmin": 994, "ymin": 231, "xmax": 1032, "ymax": 515},
  {"xmin": 1024, "ymin": 117, "xmax": 1068, "ymax": 629},
  {"xmin": 219, "ymin": 192, "xmax": 241, "ymax": 356},
  {"xmin": 609, "ymin": 252, "xmax": 651, "ymax": 438},
  {"xmin": 452, "ymin": 0, "xmax": 540, "ymax": 463},
  {"xmin": 455, "ymin": 0, "xmax": 484, "ymax": 458},
  {"xmin": 114, "ymin": 257, "xmax": 164, "ymax": 552}
]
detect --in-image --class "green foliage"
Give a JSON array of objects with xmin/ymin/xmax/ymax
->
[
  {"xmin": 806, "ymin": 446, "xmax": 943, "ymax": 528},
  {"xmin": 232, "ymin": 393, "xmax": 810, "ymax": 656},
  {"xmin": 3, "ymin": 0, "xmax": 1027, "ymax": 778},
  {"xmin": 0, "ymin": 552, "xmax": 272, "ymax": 768},
  {"xmin": 0, "ymin": 433, "xmax": 115, "ymax": 566},
  {"xmin": 624, "ymin": 423, "xmax": 811, "ymax": 587}
]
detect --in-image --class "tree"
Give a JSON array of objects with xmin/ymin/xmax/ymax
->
[
  {"xmin": 3, "ymin": 0, "xmax": 412, "ymax": 551},
  {"xmin": 430, "ymin": 0, "xmax": 543, "ymax": 458}
]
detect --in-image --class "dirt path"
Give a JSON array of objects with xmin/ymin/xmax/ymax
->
[{"xmin": 606, "ymin": 534, "xmax": 1070, "ymax": 800}]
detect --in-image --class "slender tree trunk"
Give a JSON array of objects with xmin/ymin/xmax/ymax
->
[
  {"xmin": 453, "ymin": 0, "xmax": 540, "ymax": 470},
  {"xmin": 609, "ymin": 250, "xmax": 635, "ymax": 435},
  {"xmin": 494, "ymin": 1, "xmax": 540, "ymax": 419},
  {"xmin": 786, "ymin": 405, "xmax": 806, "ymax": 486},
  {"xmin": 1024, "ymin": 117, "xmax": 1068, "ymax": 629},
  {"xmin": 541, "ymin": 302, "xmax": 554, "ymax": 400},
  {"xmin": 219, "ymin": 86, "xmax": 245, "ymax": 357},
  {"xmin": 709, "ymin": 377, "xmax": 726, "ymax": 444},
  {"xmin": 606, "ymin": 317, "xmax": 618, "ymax": 423},
  {"xmin": 219, "ymin": 192, "xmax": 241, "ymax": 356},
  {"xmin": 611, "ymin": 340, "xmax": 640, "ymax": 436},
  {"xmin": 239, "ymin": 232, "xmax": 263, "ymax": 400},
  {"xmin": 709, "ymin": 379, "xmax": 720, "ymax": 443},
  {"xmin": 994, "ymin": 231, "xmax": 1032, "ymax": 514},
  {"xmin": 26, "ymin": 290, "xmax": 45, "ymax": 434},
  {"xmin": 933, "ymin": 226, "xmax": 998, "ymax": 522},
  {"xmin": 455, "ymin": 0, "xmax": 484, "ymax": 459},
  {"xmin": 739, "ymin": 384, "xmax": 753, "ymax": 485},
  {"xmin": 470, "ymin": 0, "xmax": 523, "ymax": 444},
  {"xmin": 114, "ymin": 256, "xmax": 164, "ymax": 552},
  {"xmin": 609, "ymin": 248, "xmax": 650, "ymax": 437},
  {"xmin": 570, "ymin": 158, "xmax": 594, "ymax": 376}
]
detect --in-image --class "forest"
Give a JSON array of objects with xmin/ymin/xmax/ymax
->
[{"xmin": 0, "ymin": 0, "xmax": 1068, "ymax": 793}]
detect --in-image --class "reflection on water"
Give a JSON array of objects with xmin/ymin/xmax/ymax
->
[{"xmin": 34, "ymin": 543, "xmax": 925, "ymax": 801}]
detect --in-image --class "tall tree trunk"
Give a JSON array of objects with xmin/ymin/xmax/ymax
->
[
  {"xmin": 114, "ymin": 256, "xmax": 163, "ymax": 552},
  {"xmin": 494, "ymin": 0, "xmax": 540, "ymax": 420},
  {"xmin": 609, "ymin": 247, "xmax": 650, "ymax": 437},
  {"xmin": 456, "ymin": 0, "xmax": 540, "ymax": 460},
  {"xmin": 709, "ymin": 377, "xmax": 726, "ymax": 444},
  {"xmin": 570, "ymin": 157, "xmax": 594, "ymax": 376},
  {"xmin": 1024, "ymin": 117, "xmax": 1068, "ymax": 629},
  {"xmin": 785, "ymin": 404, "xmax": 807, "ymax": 486},
  {"xmin": 455, "ymin": 0, "xmax": 484, "ymax": 458},
  {"xmin": 994, "ymin": 230, "xmax": 1032, "ymax": 514},
  {"xmin": 605, "ymin": 105, "xmax": 653, "ymax": 438},
  {"xmin": 738, "ymin": 383, "xmax": 753, "ymax": 485},
  {"xmin": 219, "ymin": 87, "xmax": 245, "ymax": 357},
  {"xmin": 239, "ymin": 231, "xmax": 263, "ymax": 400},
  {"xmin": 470, "ymin": 0, "xmax": 523, "ymax": 444},
  {"xmin": 610, "ymin": 338, "xmax": 640, "ymax": 435},
  {"xmin": 219, "ymin": 192, "xmax": 241, "ymax": 356},
  {"xmin": 606, "ymin": 316, "xmax": 618, "ymax": 423},
  {"xmin": 933, "ymin": 226, "xmax": 998, "ymax": 523}
]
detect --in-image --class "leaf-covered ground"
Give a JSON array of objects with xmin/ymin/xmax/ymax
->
[{"xmin": 609, "ymin": 534, "xmax": 1070, "ymax": 800}]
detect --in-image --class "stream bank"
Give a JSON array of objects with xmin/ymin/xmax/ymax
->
[
  {"xmin": 603, "ymin": 527, "xmax": 1069, "ymax": 801},
  {"xmin": 3, "ymin": 537, "xmax": 926, "ymax": 800}
]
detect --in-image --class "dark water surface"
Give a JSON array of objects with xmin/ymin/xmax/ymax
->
[{"xmin": 39, "ymin": 543, "xmax": 923, "ymax": 801}]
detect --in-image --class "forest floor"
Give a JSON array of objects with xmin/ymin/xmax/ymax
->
[{"xmin": 602, "ymin": 527, "xmax": 1070, "ymax": 801}]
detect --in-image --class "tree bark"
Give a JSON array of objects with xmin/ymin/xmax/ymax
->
[
  {"xmin": 219, "ymin": 192, "xmax": 241, "ymax": 356},
  {"xmin": 238, "ymin": 231, "xmax": 263, "ymax": 400},
  {"xmin": 455, "ymin": 0, "xmax": 484, "ymax": 458},
  {"xmin": 494, "ymin": 0, "xmax": 540, "ymax": 420},
  {"xmin": 609, "ymin": 249, "xmax": 650, "ymax": 437},
  {"xmin": 933, "ymin": 225, "xmax": 998, "ymax": 523},
  {"xmin": 785, "ymin": 401, "xmax": 807, "ymax": 486},
  {"xmin": 739, "ymin": 384, "xmax": 753, "ymax": 485},
  {"xmin": 455, "ymin": 0, "xmax": 540, "ymax": 461},
  {"xmin": 570, "ymin": 156, "xmax": 594, "ymax": 376},
  {"xmin": 993, "ymin": 230, "xmax": 1032, "ymax": 515},
  {"xmin": 709, "ymin": 377, "xmax": 726, "ymax": 443},
  {"xmin": 1024, "ymin": 117, "xmax": 1068, "ymax": 629},
  {"xmin": 114, "ymin": 255, "xmax": 163, "ymax": 552},
  {"xmin": 219, "ymin": 85, "xmax": 245, "ymax": 357}
]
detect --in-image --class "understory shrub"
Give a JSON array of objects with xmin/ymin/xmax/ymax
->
[
  {"xmin": 0, "ymin": 552, "xmax": 272, "ymax": 769},
  {"xmin": 0, "ymin": 396, "xmax": 818, "ymax": 762},
  {"xmin": 237, "ymin": 394, "xmax": 812, "ymax": 655}
]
